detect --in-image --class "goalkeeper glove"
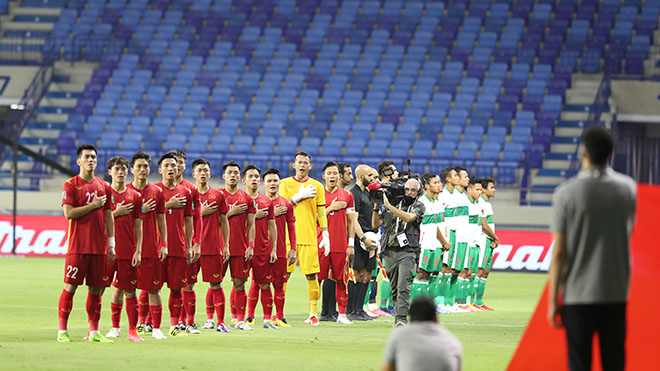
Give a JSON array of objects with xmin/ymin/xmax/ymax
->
[{"xmin": 319, "ymin": 230, "xmax": 330, "ymax": 256}]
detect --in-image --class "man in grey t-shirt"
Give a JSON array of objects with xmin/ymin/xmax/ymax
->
[
  {"xmin": 549, "ymin": 126, "xmax": 636, "ymax": 371},
  {"xmin": 382, "ymin": 296, "xmax": 462, "ymax": 371}
]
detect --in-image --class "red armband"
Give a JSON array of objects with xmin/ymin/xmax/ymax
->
[
  {"xmin": 248, "ymin": 242, "xmax": 255, "ymax": 248},
  {"xmin": 161, "ymin": 241, "xmax": 168, "ymax": 248}
]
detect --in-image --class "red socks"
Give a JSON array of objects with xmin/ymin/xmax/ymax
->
[
  {"xmin": 178, "ymin": 289, "xmax": 187, "ymax": 324},
  {"xmin": 111, "ymin": 302, "xmax": 123, "ymax": 328},
  {"xmin": 86, "ymin": 293, "xmax": 102, "ymax": 332},
  {"xmin": 125, "ymin": 297, "xmax": 138, "ymax": 331},
  {"xmin": 149, "ymin": 305, "xmax": 162, "ymax": 329},
  {"xmin": 182, "ymin": 290, "xmax": 196, "ymax": 326},
  {"xmin": 138, "ymin": 290, "xmax": 149, "ymax": 325},
  {"xmin": 247, "ymin": 281, "xmax": 259, "ymax": 319},
  {"xmin": 235, "ymin": 289, "xmax": 247, "ymax": 322},
  {"xmin": 260, "ymin": 287, "xmax": 273, "ymax": 320},
  {"xmin": 168, "ymin": 289, "xmax": 183, "ymax": 327},
  {"xmin": 273, "ymin": 283, "xmax": 286, "ymax": 321},
  {"xmin": 205, "ymin": 289, "xmax": 214, "ymax": 320},
  {"xmin": 212, "ymin": 288, "xmax": 226, "ymax": 324},
  {"xmin": 336, "ymin": 281, "xmax": 348, "ymax": 315},
  {"xmin": 58, "ymin": 289, "xmax": 74, "ymax": 331},
  {"xmin": 230, "ymin": 288, "xmax": 237, "ymax": 319}
]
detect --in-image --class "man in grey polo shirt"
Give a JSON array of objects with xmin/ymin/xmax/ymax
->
[
  {"xmin": 548, "ymin": 125, "xmax": 637, "ymax": 371},
  {"xmin": 382, "ymin": 296, "xmax": 462, "ymax": 371}
]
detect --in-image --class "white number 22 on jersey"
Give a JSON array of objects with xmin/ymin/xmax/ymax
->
[{"xmin": 66, "ymin": 265, "xmax": 78, "ymax": 279}]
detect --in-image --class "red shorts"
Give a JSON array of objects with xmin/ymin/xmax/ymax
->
[
  {"xmin": 162, "ymin": 256, "xmax": 187, "ymax": 289},
  {"xmin": 200, "ymin": 254, "xmax": 225, "ymax": 283},
  {"xmin": 251, "ymin": 254, "xmax": 273, "ymax": 284},
  {"xmin": 186, "ymin": 260, "xmax": 200, "ymax": 285},
  {"xmin": 112, "ymin": 259, "xmax": 138, "ymax": 290},
  {"xmin": 229, "ymin": 256, "xmax": 250, "ymax": 279},
  {"xmin": 271, "ymin": 257, "xmax": 289, "ymax": 283},
  {"xmin": 137, "ymin": 258, "xmax": 163, "ymax": 290},
  {"xmin": 102, "ymin": 259, "xmax": 117, "ymax": 287},
  {"xmin": 319, "ymin": 251, "xmax": 346, "ymax": 281},
  {"xmin": 64, "ymin": 253, "xmax": 106, "ymax": 287}
]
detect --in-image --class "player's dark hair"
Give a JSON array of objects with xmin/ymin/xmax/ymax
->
[
  {"xmin": 192, "ymin": 158, "xmax": 210, "ymax": 170},
  {"xmin": 167, "ymin": 149, "xmax": 186, "ymax": 160},
  {"xmin": 322, "ymin": 161, "xmax": 338, "ymax": 172},
  {"xmin": 242, "ymin": 163, "xmax": 261, "ymax": 177},
  {"xmin": 480, "ymin": 177, "xmax": 495, "ymax": 189},
  {"xmin": 439, "ymin": 167, "xmax": 454, "ymax": 184},
  {"xmin": 582, "ymin": 125, "xmax": 614, "ymax": 166},
  {"xmin": 76, "ymin": 144, "xmax": 97, "ymax": 158},
  {"xmin": 129, "ymin": 151, "xmax": 151, "ymax": 167},
  {"xmin": 222, "ymin": 161, "xmax": 241, "ymax": 172},
  {"xmin": 337, "ymin": 162, "xmax": 351, "ymax": 175},
  {"xmin": 158, "ymin": 152, "xmax": 177, "ymax": 167},
  {"xmin": 263, "ymin": 168, "xmax": 281, "ymax": 179},
  {"xmin": 468, "ymin": 177, "xmax": 480, "ymax": 187},
  {"xmin": 294, "ymin": 151, "xmax": 312, "ymax": 162},
  {"xmin": 377, "ymin": 160, "xmax": 396, "ymax": 177},
  {"xmin": 454, "ymin": 166, "xmax": 468, "ymax": 177},
  {"xmin": 409, "ymin": 296, "xmax": 437, "ymax": 322},
  {"xmin": 106, "ymin": 156, "xmax": 129, "ymax": 170},
  {"xmin": 421, "ymin": 173, "xmax": 439, "ymax": 188}
]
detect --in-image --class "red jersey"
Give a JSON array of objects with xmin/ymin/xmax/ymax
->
[
  {"xmin": 179, "ymin": 178, "xmax": 202, "ymax": 244},
  {"xmin": 61, "ymin": 175, "xmax": 112, "ymax": 255},
  {"xmin": 127, "ymin": 182, "xmax": 166, "ymax": 259},
  {"xmin": 325, "ymin": 187, "xmax": 355, "ymax": 253},
  {"xmin": 156, "ymin": 182, "xmax": 193, "ymax": 257},
  {"xmin": 271, "ymin": 196, "xmax": 296, "ymax": 258},
  {"xmin": 251, "ymin": 193, "xmax": 275, "ymax": 256},
  {"xmin": 110, "ymin": 187, "xmax": 144, "ymax": 260},
  {"xmin": 200, "ymin": 187, "xmax": 228, "ymax": 255},
  {"xmin": 221, "ymin": 188, "xmax": 256, "ymax": 257}
]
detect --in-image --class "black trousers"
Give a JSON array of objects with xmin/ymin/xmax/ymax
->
[{"xmin": 561, "ymin": 303, "xmax": 626, "ymax": 371}]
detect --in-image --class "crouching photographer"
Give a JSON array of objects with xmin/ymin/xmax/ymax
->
[{"xmin": 372, "ymin": 178, "xmax": 425, "ymax": 327}]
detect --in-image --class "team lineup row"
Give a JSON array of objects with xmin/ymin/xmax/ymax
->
[{"xmin": 56, "ymin": 144, "xmax": 497, "ymax": 342}]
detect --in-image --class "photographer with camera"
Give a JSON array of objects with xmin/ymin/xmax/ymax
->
[{"xmin": 372, "ymin": 178, "xmax": 425, "ymax": 327}]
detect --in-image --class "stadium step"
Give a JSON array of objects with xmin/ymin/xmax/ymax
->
[
  {"xmin": 45, "ymin": 91, "xmax": 81, "ymax": 99},
  {"xmin": 544, "ymin": 153, "xmax": 576, "ymax": 161},
  {"xmin": 1, "ymin": 30, "xmax": 51, "ymax": 39},
  {"xmin": 27, "ymin": 121, "xmax": 66, "ymax": 130},
  {"xmin": 555, "ymin": 127, "xmax": 584, "ymax": 137},
  {"xmin": 550, "ymin": 136, "xmax": 580, "ymax": 144},
  {"xmin": 557, "ymin": 120, "xmax": 605, "ymax": 128},
  {"xmin": 531, "ymin": 184, "xmax": 558, "ymax": 193},
  {"xmin": 35, "ymin": 106, "xmax": 73, "ymax": 114},
  {"xmin": 36, "ymin": 113, "xmax": 68, "ymax": 123},
  {"xmin": 542, "ymin": 159, "xmax": 572, "ymax": 169}
]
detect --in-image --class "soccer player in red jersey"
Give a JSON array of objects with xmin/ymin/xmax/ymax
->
[
  {"xmin": 57, "ymin": 144, "xmax": 115, "ymax": 343},
  {"xmin": 102, "ymin": 156, "xmax": 145, "ymax": 341},
  {"xmin": 220, "ymin": 161, "xmax": 256, "ymax": 331},
  {"xmin": 263, "ymin": 168, "xmax": 297, "ymax": 327},
  {"xmin": 191, "ymin": 158, "xmax": 231, "ymax": 333},
  {"xmin": 242, "ymin": 165, "xmax": 278, "ymax": 329},
  {"xmin": 168, "ymin": 150, "xmax": 202, "ymax": 333},
  {"xmin": 127, "ymin": 151, "xmax": 169, "ymax": 340},
  {"xmin": 318, "ymin": 162, "xmax": 356, "ymax": 325},
  {"xmin": 155, "ymin": 153, "xmax": 197, "ymax": 336}
]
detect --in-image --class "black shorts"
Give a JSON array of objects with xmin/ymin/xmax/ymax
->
[{"xmin": 352, "ymin": 245, "xmax": 376, "ymax": 271}]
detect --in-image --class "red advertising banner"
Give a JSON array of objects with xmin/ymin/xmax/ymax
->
[
  {"xmin": 0, "ymin": 215, "xmax": 69, "ymax": 257},
  {"xmin": 1, "ymin": 214, "xmax": 555, "ymax": 271}
]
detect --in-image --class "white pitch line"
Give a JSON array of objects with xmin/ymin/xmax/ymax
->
[{"xmin": 0, "ymin": 304, "xmax": 527, "ymax": 327}]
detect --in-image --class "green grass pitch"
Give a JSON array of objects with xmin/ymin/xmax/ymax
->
[{"xmin": 0, "ymin": 257, "xmax": 546, "ymax": 370}]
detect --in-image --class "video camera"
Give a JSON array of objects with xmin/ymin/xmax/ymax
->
[
  {"xmin": 367, "ymin": 178, "xmax": 407, "ymax": 204},
  {"xmin": 367, "ymin": 159, "xmax": 412, "ymax": 205}
]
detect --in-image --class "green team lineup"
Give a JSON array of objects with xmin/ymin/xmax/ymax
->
[{"xmin": 57, "ymin": 144, "xmax": 500, "ymax": 342}]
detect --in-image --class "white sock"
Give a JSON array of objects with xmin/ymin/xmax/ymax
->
[
  {"xmin": 89, "ymin": 330, "xmax": 99, "ymax": 336},
  {"xmin": 58, "ymin": 330, "xmax": 67, "ymax": 335}
]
